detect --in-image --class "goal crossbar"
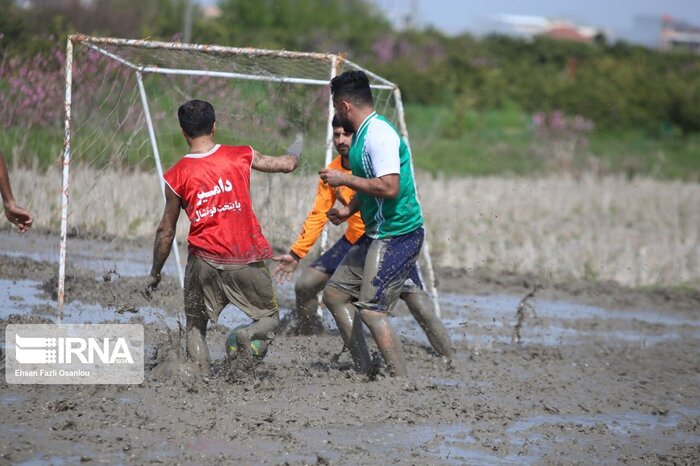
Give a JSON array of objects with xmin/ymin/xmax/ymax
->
[
  {"xmin": 84, "ymin": 40, "xmax": 395, "ymax": 89},
  {"xmin": 76, "ymin": 34, "xmax": 396, "ymax": 87}
]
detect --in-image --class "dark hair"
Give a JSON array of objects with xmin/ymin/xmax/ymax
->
[
  {"xmin": 178, "ymin": 100, "xmax": 215, "ymax": 138},
  {"xmin": 332, "ymin": 114, "xmax": 341, "ymax": 128},
  {"xmin": 330, "ymin": 70, "xmax": 373, "ymax": 107}
]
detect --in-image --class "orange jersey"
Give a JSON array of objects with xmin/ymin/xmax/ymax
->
[{"xmin": 290, "ymin": 156, "xmax": 365, "ymax": 259}]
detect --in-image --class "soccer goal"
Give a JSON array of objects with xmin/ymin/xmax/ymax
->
[{"xmin": 59, "ymin": 34, "xmax": 440, "ymax": 316}]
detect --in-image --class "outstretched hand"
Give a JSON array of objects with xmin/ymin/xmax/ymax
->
[
  {"xmin": 142, "ymin": 273, "xmax": 161, "ymax": 301},
  {"xmin": 5, "ymin": 203, "xmax": 33, "ymax": 233},
  {"xmin": 286, "ymin": 131, "xmax": 304, "ymax": 158},
  {"xmin": 327, "ymin": 206, "xmax": 351, "ymax": 225},
  {"xmin": 271, "ymin": 254, "xmax": 299, "ymax": 284}
]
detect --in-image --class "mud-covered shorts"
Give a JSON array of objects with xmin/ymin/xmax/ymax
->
[
  {"xmin": 314, "ymin": 234, "xmax": 426, "ymax": 294},
  {"xmin": 184, "ymin": 255, "xmax": 278, "ymax": 323},
  {"xmin": 326, "ymin": 227, "xmax": 425, "ymax": 312}
]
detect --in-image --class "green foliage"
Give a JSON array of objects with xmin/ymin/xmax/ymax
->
[
  {"xmin": 404, "ymin": 104, "xmax": 700, "ymax": 180},
  {"xmin": 372, "ymin": 31, "xmax": 700, "ymax": 136},
  {"xmin": 0, "ymin": 126, "xmax": 62, "ymax": 168},
  {"xmin": 2, "ymin": 0, "xmax": 700, "ymax": 180},
  {"xmin": 0, "ymin": 0, "xmax": 191, "ymax": 55},
  {"xmin": 211, "ymin": 0, "xmax": 389, "ymax": 52},
  {"xmin": 4, "ymin": 0, "xmax": 700, "ymax": 135},
  {"xmin": 0, "ymin": 0, "xmax": 27, "ymax": 51},
  {"xmin": 406, "ymin": 104, "xmax": 539, "ymax": 176},
  {"xmin": 588, "ymin": 129, "xmax": 700, "ymax": 180}
]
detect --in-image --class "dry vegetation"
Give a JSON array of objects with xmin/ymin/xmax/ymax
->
[
  {"xmin": 419, "ymin": 173, "xmax": 700, "ymax": 287},
  {"xmin": 8, "ymin": 167, "xmax": 700, "ymax": 288}
]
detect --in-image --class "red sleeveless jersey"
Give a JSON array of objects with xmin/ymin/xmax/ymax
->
[{"xmin": 163, "ymin": 144, "xmax": 272, "ymax": 264}]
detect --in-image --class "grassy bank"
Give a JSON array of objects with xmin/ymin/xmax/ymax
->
[
  {"xmin": 405, "ymin": 104, "xmax": 700, "ymax": 181},
  {"xmin": 3, "ymin": 103, "xmax": 700, "ymax": 181},
  {"xmin": 5, "ymin": 166, "xmax": 699, "ymax": 289}
]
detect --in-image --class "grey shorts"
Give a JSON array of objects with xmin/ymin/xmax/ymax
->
[
  {"xmin": 184, "ymin": 255, "xmax": 278, "ymax": 322},
  {"xmin": 326, "ymin": 228, "xmax": 425, "ymax": 312}
]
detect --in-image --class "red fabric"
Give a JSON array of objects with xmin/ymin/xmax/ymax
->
[{"xmin": 163, "ymin": 144, "xmax": 272, "ymax": 264}]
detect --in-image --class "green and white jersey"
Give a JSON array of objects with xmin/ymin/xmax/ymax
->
[{"xmin": 349, "ymin": 112, "xmax": 423, "ymax": 239}]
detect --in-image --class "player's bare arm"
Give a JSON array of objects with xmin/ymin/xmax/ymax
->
[
  {"xmin": 252, "ymin": 150, "xmax": 299, "ymax": 173},
  {"xmin": 251, "ymin": 132, "xmax": 303, "ymax": 173},
  {"xmin": 319, "ymin": 169, "xmax": 399, "ymax": 199},
  {"xmin": 145, "ymin": 186, "xmax": 181, "ymax": 298}
]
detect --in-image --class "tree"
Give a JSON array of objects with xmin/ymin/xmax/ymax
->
[{"xmin": 212, "ymin": 0, "xmax": 389, "ymax": 53}]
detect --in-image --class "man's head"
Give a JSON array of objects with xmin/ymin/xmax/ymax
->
[
  {"xmin": 332, "ymin": 114, "xmax": 353, "ymax": 159},
  {"xmin": 178, "ymin": 100, "xmax": 216, "ymax": 138},
  {"xmin": 330, "ymin": 71, "xmax": 373, "ymax": 133}
]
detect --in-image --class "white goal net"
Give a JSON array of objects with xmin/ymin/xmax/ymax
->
[{"xmin": 59, "ymin": 34, "xmax": 437, "ymax": 315}]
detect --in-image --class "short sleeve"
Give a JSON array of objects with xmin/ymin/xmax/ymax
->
[
  {"xmin": 246, "ymin": 145, "xmax": 255, "ymax": 169},
  {"xmin": 365, "ymin": 121, "xmax": 400, "ymax": 178},
  {"xmin": 163, "ymin": 165, "xmax": 183, "ymax": 198}
]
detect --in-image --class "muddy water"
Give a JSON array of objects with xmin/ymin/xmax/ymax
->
[
  {"xmin": 1, "ymin": 231, "xmax": 699, "ymax": 464},
  {"xmin": 6, "ymin": 278, "xmax": 697, "ymax": 348}
]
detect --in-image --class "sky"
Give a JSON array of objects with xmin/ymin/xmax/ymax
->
[
  {"xmin": 197, "ymin": 1, "xmax": 700, "ymax": 40},
  {"xmin": 374, "ymin": 0, "xmax": 700, "ymax": 37}
]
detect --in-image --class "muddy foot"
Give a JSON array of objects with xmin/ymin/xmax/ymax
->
[
  {"xmin": 224, "ymin": 349, "xmax": 256, "ymax": 384},
  {"xmin": 292, "ymin": 315, "xmax": 325, "ymax": 336}
]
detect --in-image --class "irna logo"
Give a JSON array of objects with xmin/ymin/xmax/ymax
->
[
  {"xmin": 6, "ymin": 324, "xmax": 144, "ymax": 385},
  {"xmin": 15, "ymin": 334, "xmax": 134, "ymax": 365}
]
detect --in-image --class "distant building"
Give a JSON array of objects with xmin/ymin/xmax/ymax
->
[
  {"xmin": 625, "ymin": 15, "xmax": 700, "ymax": 53},
  {"xmin": 18, "ymin": 0, "xmax": 95, "ymax": 7},
  {"xmin": 541, "ymin": 23, "xmax": 599, "ymax": 43},
  {"xmin": 659, "ymin": 16, "xmax": 700, "ymax": 53},
  {"xmin": 490, "ymin": 15, "xmax": 603, "ymax": 43},
  {"xmin": 490, "ymin": 15, "xmax": 550, "ymax": 38}
]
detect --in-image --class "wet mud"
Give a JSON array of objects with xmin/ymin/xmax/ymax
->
[{"xmin": 1, "ymin": 230, "xmax": 699, "ymax": 465}]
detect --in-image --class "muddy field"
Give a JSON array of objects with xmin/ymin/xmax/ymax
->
[{"xmin": 1, "ymin": 229, "xmax": 699, "ymax": 465}]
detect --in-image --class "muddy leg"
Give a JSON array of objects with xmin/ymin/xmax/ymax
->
[
  {"xmin": 402, "ymin": 291, "xmax": 455, "ymax": 360},
  {"xmin": 322, "ymin": 286, "xmax": 371, "ymax": 372},
  {"xmin": 234, "ymin": 314, "xmax": 279, "ymax": 372},
  {"xmin": 294, "ymin": 268, "xmax": 329, "ymax": 334},
  {"xmin": 359, "ymin": 308, "xmax": 407, "ymax": 377},
  {"xmin": 185, "ymin": 311, "xmax": 210, "ymax": 374},
  {"xmin": 239, "ymin": 315, "xmax": 279, "ymax": 342}
]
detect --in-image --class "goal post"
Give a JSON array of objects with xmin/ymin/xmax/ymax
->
[{"xmin": 59, "ymin": 34, "xmax": 441, "ymax": 317}]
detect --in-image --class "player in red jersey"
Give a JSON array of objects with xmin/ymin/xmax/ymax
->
[{"xmin": 144, "ymin": 99, "xmax": 302, "ymax": 379}]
